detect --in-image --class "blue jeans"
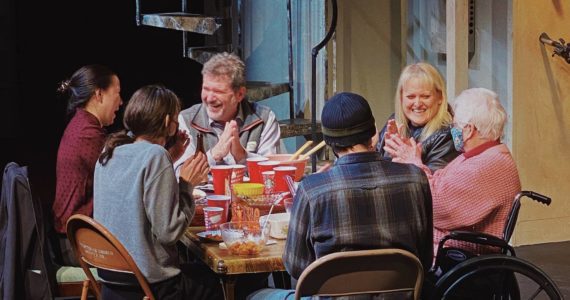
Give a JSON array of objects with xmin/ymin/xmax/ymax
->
[{"xmin": 247, "ymin": 288, "xmax": 308, "ymax": 300}]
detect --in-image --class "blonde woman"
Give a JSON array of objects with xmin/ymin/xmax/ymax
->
[{"xmin": 377, "ymin": 62, "xmax": 458, "ymax": 172}]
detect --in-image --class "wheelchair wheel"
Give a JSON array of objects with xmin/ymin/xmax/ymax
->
[{"xmin": 430, "ymin": 255, "xmax": 562, "ymax": 300}]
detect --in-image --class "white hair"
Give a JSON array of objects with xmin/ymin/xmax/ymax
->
[{"xmin": 453, "ymin": 88, "xmax": 507, "ymax": 141}]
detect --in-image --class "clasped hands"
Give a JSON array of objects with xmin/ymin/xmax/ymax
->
[
  {"xmin": 382, "ymin": 119, "xmax": 423, "ymax": 166},
  {"xmin": 211, "ymin": 120, "xmax": 247, "ymax": 163}
]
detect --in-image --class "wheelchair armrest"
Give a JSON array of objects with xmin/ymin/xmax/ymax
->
[
  {"xmin": 438, "ymin": 231, "xmax": 510, "ymax": 252},
  {"xmin": 449, "ymin": 231, "xmax": 508, "ymax": 248}
]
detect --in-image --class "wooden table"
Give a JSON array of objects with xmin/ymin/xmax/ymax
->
[{"xmin": 179, "ymin": 226, "xmax": 290, "ymax": 300}]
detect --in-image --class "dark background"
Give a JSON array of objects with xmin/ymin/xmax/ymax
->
[{"xmin": 1, "ymin": 0, "xmax": 204, "ymax": 208}]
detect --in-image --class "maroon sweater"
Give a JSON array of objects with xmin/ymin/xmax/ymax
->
[{"xmin": 53, "ymin": 109, "xmax": 106, "ymax": 233}]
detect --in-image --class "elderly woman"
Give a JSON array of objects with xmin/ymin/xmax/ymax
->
[
  {"xmin": 378, "ymin": 62, "xmax": 459, "ymax": 172},
  {"xmin": 384, "ymin": 88, "xmax": 521, "ymax": 255}
]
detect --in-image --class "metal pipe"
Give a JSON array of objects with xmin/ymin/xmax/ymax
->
[
  {"xmin": 287, "ymin": 0, "xmax": 294, "ymax": 120},
  {"xmin": 182, "ymin": 0, "xmax": 188, "ymax": 58},
  {"xmin": 310, "ymin": 0, "xmax": 337, "ymax": 172},
  {"xmin": 135, "ymin": 0, "xmax": 142, "ymax": 26}
]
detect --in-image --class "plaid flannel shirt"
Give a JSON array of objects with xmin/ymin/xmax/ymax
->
[{"xmin": 283, "ymin": 152, "xmax": 433, "ymax": 279}]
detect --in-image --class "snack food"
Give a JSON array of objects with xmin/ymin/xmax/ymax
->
[
  {"xmin": 220, "ymin": 221, "xmax": 269, "ymax": 256},
  {"xmin": 228, "ymin": 240, "xmax": 264, "ymax": 255}
]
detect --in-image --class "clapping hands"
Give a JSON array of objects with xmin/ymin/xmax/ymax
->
[
  {"xmin": 383, "ymin": 119, "xmax": 407, "ymax": 146},
  {"xmin": 383, "ymin": 134, "xmax": 423, "ymax": 167},
  {"xmin": 179, "ymin": 152, "xmax": 209, "ymax": 186}
]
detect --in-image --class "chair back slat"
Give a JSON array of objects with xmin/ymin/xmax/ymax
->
[
  {"xmin": 75, "ymin": 227, "xmax": 133, "ymax": 271},
  {"xmin": 67, "ymin": 214, "xmax": 155, "ymax": 300},
  {"xmin": 295, "ymin": 248, "xmax": 423, "ymax": 300}
]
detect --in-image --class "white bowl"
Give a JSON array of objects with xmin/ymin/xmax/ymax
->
[{"xmin": 259, "ymin": 213, "xmax": 290, "ymax": 239}]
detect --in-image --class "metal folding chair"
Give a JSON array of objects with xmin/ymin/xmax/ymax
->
[
  {"xmin": 66, "ymin": 214, "xmax": 154, "ymax": 300},
  {"xmin": 295, "ymin": 248, "xmax": 424, "ymax": 300}
]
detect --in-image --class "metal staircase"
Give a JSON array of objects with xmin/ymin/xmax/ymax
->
[{"xmin": 134, "ymin": 0, "xmax": 324, "ymax": 141}]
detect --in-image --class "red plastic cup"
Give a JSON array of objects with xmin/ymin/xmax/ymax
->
[
  {"xmin": 261, "ymin": 171, "xmax": 275, "ymax": 195},
  {"xmin": 203, "ymin": 207, "xmax": 224, "ymax": 231},
  {"xmin": 257, "ymin": 161, "xmax": 280, "ymax": 185},
  {"xmin": 246, "ymin": 157, "xmax": 269, "ymax": 183},
  {"xmin": 211, "ymin": 165, "xmax": 233, "ymax": 195},
  {"xmin": 273, "ymin": 166, "xmax": 297, "ymax": 193},
  {"xmin": 229, "ymin": 164, "xmax": 246, "ymax": 184},
  {"xmin": 206, "ymin": 195, "xmax": 231, "ymax": 223}
]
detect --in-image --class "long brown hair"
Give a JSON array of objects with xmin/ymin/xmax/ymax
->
[{"xmin": 99, "ymin": 84, "xmax": 181, "ymax": 165}]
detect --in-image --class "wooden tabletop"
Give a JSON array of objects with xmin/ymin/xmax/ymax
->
[{"xmin": 180, "ymin": 226, "xmax": 286, "ymax": 275}]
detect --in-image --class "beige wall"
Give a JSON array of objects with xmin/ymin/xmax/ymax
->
[
  {"xmin": 329, "ymin": 0, "xmax": 403, "ymax": 126},
  {"xmin": 512, "ymin": 0, "xmax": 570, "ymax": 245}
]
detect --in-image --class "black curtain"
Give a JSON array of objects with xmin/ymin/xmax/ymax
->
[{"xmin": 1, "ymin": 0, "xmax": 204, "ymax": 209}]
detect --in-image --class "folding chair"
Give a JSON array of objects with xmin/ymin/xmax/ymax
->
[
  {"xmin": 295, "ymin": 248, "xmax": 424, "ymax": 300},
  {"xmin": 66, "ymin": 214, "xmax": 154, "ymax": 300}
]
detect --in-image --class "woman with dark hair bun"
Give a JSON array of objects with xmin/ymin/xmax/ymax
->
[
  {"xmin": 93, "ymin": 85, "xmax": 220, "ymax": 299},
  {"xmin": 53, "ymin": 65, "xmax": 122, "ymax": 265}
]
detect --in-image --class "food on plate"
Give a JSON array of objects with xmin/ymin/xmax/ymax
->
[
  {"xmin": 220, "ymin": 221, "xmax": 269, "ymax": 256},
  {"xmin": 228, "ymin": 240, "xmax": 264, "ymax": 255}
]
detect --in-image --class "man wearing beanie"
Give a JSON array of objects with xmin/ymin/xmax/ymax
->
[
  {"xmin": 248, "ymin": 92, "xmax": 434, "ymax": 299},
  {"xmin": 282, "ymin": 91, "xmax": 433, "ymax": 273}
]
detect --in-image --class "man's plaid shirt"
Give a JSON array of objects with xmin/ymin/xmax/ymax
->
[{"xmin": 283, "ymin": 151, "xmax": 433, "ymax": 279}]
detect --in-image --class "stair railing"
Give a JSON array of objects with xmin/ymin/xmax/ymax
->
[
  {"xmin": 287, "ymin": 0, "xmax": 294, "ymax": 121},
  {"xmin": 310, "ymin": 0, "xmax": 337, "ymax": 172}
]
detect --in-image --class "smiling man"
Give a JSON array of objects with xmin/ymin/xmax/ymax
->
[{"xmin": 175, "ymin": 52, "xmax": 281, "ymax": 167}]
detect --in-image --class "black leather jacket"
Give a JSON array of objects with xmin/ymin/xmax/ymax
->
[{"xmin": 377, "ymin": 116, "xmax": 459, "ymax": 172}]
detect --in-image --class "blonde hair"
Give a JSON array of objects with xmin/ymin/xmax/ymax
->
[{"xmin": 394, "ymin": 62, "xmax": 452, "ymax": 141}]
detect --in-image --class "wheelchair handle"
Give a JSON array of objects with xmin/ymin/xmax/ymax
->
[{"xmin": 518, "ymin": 191, "xmax": 551, "ymax": 205}]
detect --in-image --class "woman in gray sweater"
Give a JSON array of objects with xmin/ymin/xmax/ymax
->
[{"xmin": 93, "ymin": 85, "xmax": 221, "ymax": 299}]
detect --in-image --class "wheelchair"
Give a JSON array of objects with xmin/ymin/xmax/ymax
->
[{"xmin": 427, "ymin": 191, "xmax": 564, "ymax": 300}]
